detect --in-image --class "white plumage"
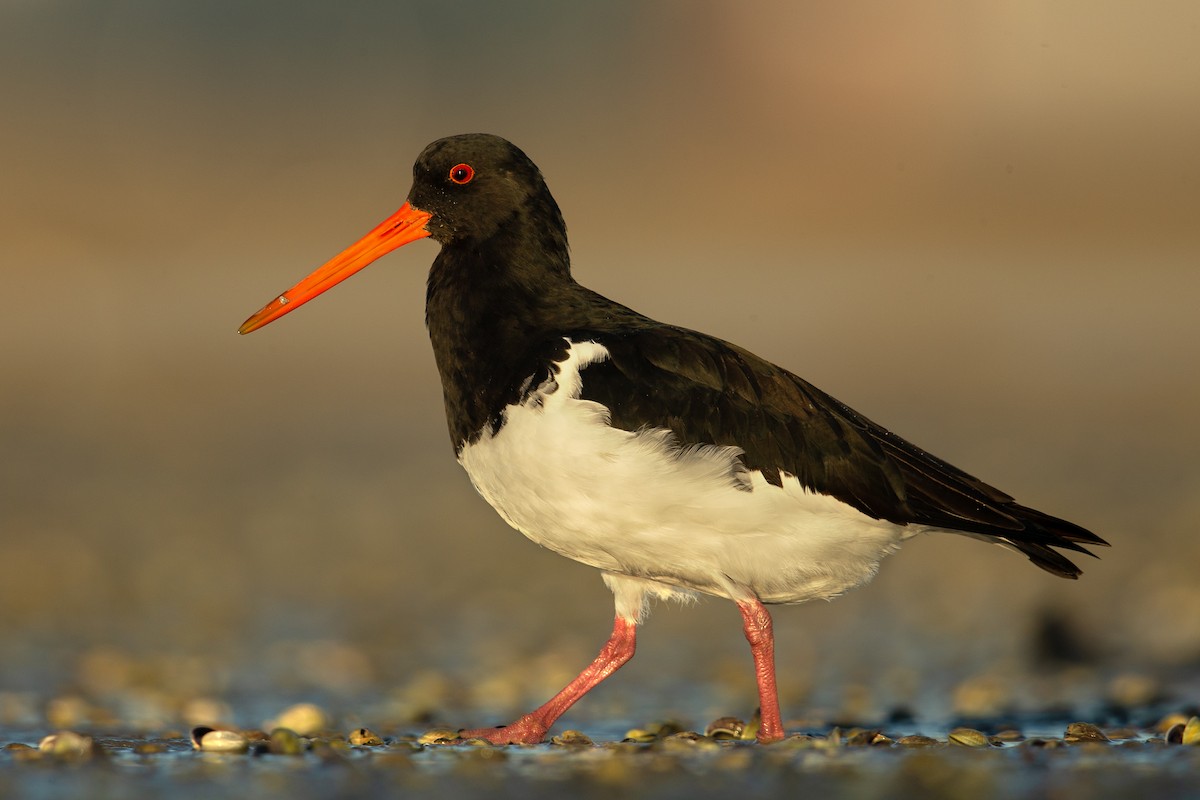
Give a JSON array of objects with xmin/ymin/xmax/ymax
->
[{"xmin": 458, "ymin": 339, "xmax": 920, "ymax": 622}]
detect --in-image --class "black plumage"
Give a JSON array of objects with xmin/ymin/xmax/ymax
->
[{"xmin": 414, "ymin": 134, "xmax": 1105, "ymax": 580}]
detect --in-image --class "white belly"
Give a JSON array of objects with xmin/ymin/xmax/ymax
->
[{"xmin": 457, "ymin": 340, "xmax": 911, "ymax": 606}]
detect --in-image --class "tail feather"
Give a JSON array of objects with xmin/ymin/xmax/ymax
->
[{"xmin": 986, "ymin": 503, "xmax": 1108, "ymax": 579}]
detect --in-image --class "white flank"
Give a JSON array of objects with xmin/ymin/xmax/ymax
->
[{"xmin": 458, "ymin": 339, "xmax": 913, "ymax": 620}]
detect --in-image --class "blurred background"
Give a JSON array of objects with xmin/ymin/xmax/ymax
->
[{"xmin": 1, "ymin": 1, "xmax": 1197, "ymax": 732}]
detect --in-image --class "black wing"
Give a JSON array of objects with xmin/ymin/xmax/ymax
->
[{"xmin": 574, "ymin": 324, "xmax": 1107, "ymax": 578}]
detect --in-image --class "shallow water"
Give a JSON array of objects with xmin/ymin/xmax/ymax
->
[
  {"xmin": 4, "ymin": 717, "xmax": 1199, "ymax": 800},
  {"xmin": 3, "ymin": 651, "xmax": 1199, "ymax": 800}
]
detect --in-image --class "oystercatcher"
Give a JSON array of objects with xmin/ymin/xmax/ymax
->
[{"xmin": 240, "ymin": 133, "xmax": 1106, "ymax": 744}]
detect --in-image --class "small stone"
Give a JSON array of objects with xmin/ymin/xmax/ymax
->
[
  {"xmin": 1155, "ymin": 713, "xmax": 1189, "ymax": 733},
  {"xmin": 38, "ymin": 731, "xmax": 97, "ymax": 759},
  {"xmin": 132, "ymin": 742, "xmax": 167, "ymax": 755},
  {"xmin": 898, "ymin": 735, "xmax": 940, "ymax": 748},
  {"xmin": 623, "ymin": 720, "xmax": 683, "ymax": 743},
  {"xmin": 190, "ymin": 726, "xmax": 216, "ymax": 749},
  {"xmin": 705, "ymin": 717, "xmax": 747, "ymax": 740},
  {"xmin": 418, "ymin": 728, "xmax": 462, "ymax": 745},
  {"xmin": 198, "ymin": 729, "xmax": 249, "ymax": 753},
  {"xmin": 268, "ymin": 727, "xmax": 306, "ymax": 755},
  {"xmin": 550, "ymin": 730, "xmax": 594, "ymax": 746},
  {"xmin": 348, "ymin": 727, "xmax": 384, "ymax": 746},
  {"xmin": 845, "ymin": 728, "xmax": 890, "ymax": 746},
  {"xmin": 1064, "ymin": 722, "xmax": 1110, "ymax": 743},
  {"xmin": 991, "ymin": 729, "xmax": 1025, "ymax": 743},
  {"xmin": 948, "ymin": 727, "xmax": 992, "ymax": 747}
]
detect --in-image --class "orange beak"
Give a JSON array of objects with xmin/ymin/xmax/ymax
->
[{"xmin": 239, "ymin": 201, "xmax": 433, "ymax": 334}]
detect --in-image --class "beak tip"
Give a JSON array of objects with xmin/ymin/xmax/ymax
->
[{"xmin": 238, "ymin": 201, "xmax": 432, "ymax": 338}]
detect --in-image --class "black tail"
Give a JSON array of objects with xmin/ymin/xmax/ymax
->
[{"xmin": 989, "ymin": 504, "xmax": 1108, "ymax": 579}]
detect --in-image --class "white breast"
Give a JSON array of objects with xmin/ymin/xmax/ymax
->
[{"xmin": 457, "ymin": 339, "xmax": 913, "ymax": 607}]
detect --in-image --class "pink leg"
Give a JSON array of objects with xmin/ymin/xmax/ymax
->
[
  {"xmin": 737, "ymin": 598, "xmax": 785, "ymax": 743},
  {"xmin": 458, "ymin": 615, "xmax": 637, "ymax": 744}
]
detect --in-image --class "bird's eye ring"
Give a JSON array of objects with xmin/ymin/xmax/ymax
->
[{"xmin": 449, "ymin": 163, "xmax": 475, "ymax": 184}]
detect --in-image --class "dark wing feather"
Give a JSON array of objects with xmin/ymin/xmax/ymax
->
[{"xmin": 575, "ymin": 324, "xmax": 1107, "ymax": 578}]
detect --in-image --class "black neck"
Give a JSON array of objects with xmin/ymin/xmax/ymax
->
[{"xmin": 425, "ymin": 218, "xmax": 581, "ymax": 450}]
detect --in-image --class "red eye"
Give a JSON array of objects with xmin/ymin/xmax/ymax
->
[{"xmin": 449, "ymin": 163, "xmax": 475, "ymax": 184}]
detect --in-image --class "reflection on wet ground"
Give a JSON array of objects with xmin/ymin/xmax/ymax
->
[
  {"xmin": 3, "ymin": 639, "xmax": 1199, "ymax": 799},
  {"xmin": 4, "ymin": 712, "xmax": 1200, "ymax": 800}
]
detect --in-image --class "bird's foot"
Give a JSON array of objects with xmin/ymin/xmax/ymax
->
[
  {"xmin": 746, "ymin": 706, "xmax": 785, "ymax": 744},
  {"xmin": 756, "ymin": 723, "xmax": 785, "ymax": 744},
  {"xmin": 457, "ymin": 715, "xmax": 549, "ymax": 745}
]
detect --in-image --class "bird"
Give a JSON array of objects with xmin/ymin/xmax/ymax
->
[{"xmin": 239, "ymin": 133, "xmax": 1107, "ymax": 744}]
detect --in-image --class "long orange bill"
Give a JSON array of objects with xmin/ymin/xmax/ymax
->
[{"xmin": 238, "ymin": 201, "xmax": 433, "ymax": 334}]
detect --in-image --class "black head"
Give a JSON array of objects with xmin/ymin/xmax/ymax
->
[
  {"xmin": 407, "ymin": 134, "xmax": 567, "ymax": 249},
  {"xmin": 238, "ymin": 133, "xmax": 570, "ymax": 335}
]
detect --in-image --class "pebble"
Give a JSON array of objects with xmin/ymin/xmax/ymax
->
[
  {"xmin": 1183, "ymin": 717, "xmax": 1200, "ymax": 746},
  {"xmin": 550, "ymin": 730, "xmax": 594, "ymax": 746},
  {"xmin": 898, "ymin": 735, "xmax": 939, "ymax": 748},
  {"xmin": 623, "ymin": 720, "xmax": 683, "ymax": 743},
  {"xmin": 38, "ymin": 731, "xmax": 97, "ymax": 759},
  {"xmin": 192, "ymin": 727, "xmax": 249, "ymax": 753},
  {"xmin": 349, "ymin": 727, "xmax": 385, "ymax": 746},
  {"xmin": 947, "ymin": 727, "xmax": 992, "ymax": 747},
  {"xmin": 845, "ymin": 728, "xmax": 892, "ymax": 747},
  {"xmin": 418, "ymin": 728, "xmax": 462, "ymax": 745},
  {"xmin": 1064, "ymin": 722, "xmax": 1110, "ymax": 743},
  {"xmin": 1162, "ymin": 718, "xmax": 1200, "ymax": 746},
  {"xmin": 704, "ymin": 716, "xmax": 747, "ymax": 740},
  {"xmin": 268, "ymin": 727, "xmax": 306, "ymax": 755},
  {"xmin": 1155, "ymin": 712, "xmax": 1190, "ymax": 733}
]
